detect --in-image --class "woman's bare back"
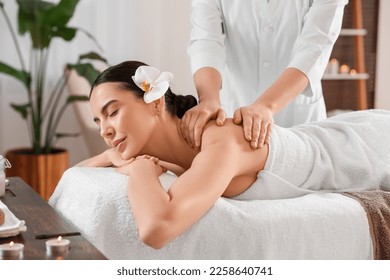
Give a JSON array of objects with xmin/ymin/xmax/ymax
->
[{"xmin": 202, "ymin": 119, "xmax": 269, "ymax": 197}]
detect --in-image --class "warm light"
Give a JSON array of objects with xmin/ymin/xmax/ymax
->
[
  {"xmin": 57, "ymin": 236, "xmax": 62, "ymax": 243},
  {"xmin": 339, "ymin": 64, "xmax": 350, "ymax": 74},
  {"xmin": 9, "ymin": 241, "xmax": 14, "ymax": 247},
  {"xmin": 350, "ymin": 69, "xmax": 357, "ymax": 75},
  {"xmin": 330, "ymin": 58, "xmax": 338, "ymax": 64}
]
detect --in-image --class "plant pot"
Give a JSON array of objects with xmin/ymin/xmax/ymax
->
[{"xmin": 5, "ymin": 148, "xmax": 69, "ymax": 201}]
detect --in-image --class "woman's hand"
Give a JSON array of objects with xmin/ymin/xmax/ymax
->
[
  {"xmin": 180, "ymin": 101, "xmax": 226, "ymax": 149},
  {"xmin": 103, "ymin": 148, "xmax": 134, "ymax": 167},
  {"xmin": 75, "ymin": 148, "xmax": 132, "ymax": 167},
  {"xmin": 116, "ymin": 155, "xmax": 166, "ymax": 177},
  {"xmin": 233, "ymin": 102, "xmax": 274, "ymax": 149}
]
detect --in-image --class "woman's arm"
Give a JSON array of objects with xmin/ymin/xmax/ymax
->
[
  {"xmin": 157, "ymin": 160, "xmax": 186, "ymax": 177},
  {"xmin": 287, "ymin": 0, "xmax": 347, "ymax": 92},
  {"xmin": 181, "ymin": 67, "xmax": 226, "ymax": 149},
  {"xmin": 183, "ymin": 0, "xmax": 227, "ymax": 149},
  {"xmin": 117, "ymin": 132, "xmax": 240, "ymax": 249},
  {"xmin": 75, "ymin": 148, "xmax": 133, "ymax": 167},
  {"xmin": 233, "ymin": 68, "xmax": 309, "ymax": 149}
]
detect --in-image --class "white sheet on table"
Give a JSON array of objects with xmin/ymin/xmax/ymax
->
[{"xmin": 49, "ymin": 167, "xmax": 372, "ymax": 260}]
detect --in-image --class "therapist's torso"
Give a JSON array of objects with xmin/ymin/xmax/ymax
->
[{"xmin": 189, "ymin": 0, "xmax": 348, "ymax": 127}]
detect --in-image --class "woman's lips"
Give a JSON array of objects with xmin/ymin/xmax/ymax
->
[
  {"xmin": 112, "ymin": 137, "xmax": 126, "ymax": 148},
  {"xmin": 117, "ymin": 139, "xmax": 126, "ymax": 152}
]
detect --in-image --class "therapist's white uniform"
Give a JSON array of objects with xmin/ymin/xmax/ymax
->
[{"xmin": 188, "ymin": 0, "xmax": 348, "ymax": 127}]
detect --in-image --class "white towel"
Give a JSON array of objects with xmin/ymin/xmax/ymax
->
[
  {"xmin": 0, "ymin": 200, "xmax": 27, "ymax": 238},
  {"xmin": 236, "ymin": 109, "xmax": 390, "ymax": 200},
  {"xmin": 49, "ymin": 167, "xmax": 372, "ymax": 259}
]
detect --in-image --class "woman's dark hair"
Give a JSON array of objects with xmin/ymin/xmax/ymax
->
[{"xmin": 90, "ymin": 61, "xmax": 197, "ymax": 118}]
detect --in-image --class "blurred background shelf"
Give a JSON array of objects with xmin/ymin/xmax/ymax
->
[
  {"xmin": 323, "ymin": 73, "xmax": 369, "ymax": 80},
  {"xmin": 340, "ymin": 28, "xmax": 367, "ymax": 36},
  {"xmin": 322, "ymin": 0, "xmax": 378, "ymax": 111}
]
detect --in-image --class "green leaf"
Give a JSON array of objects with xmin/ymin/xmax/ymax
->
[
  {"xmin": 56, "ymin": 132, "xmax": 81, "ymax": 139},
  {"xmin": 0, "ymin": 62, "xmax": 31, "ymax": 88},
  {"xmin": 17, "ymin": 0, "xmax": 80, "ymax": 49},
  {"xmin": 17, "ymin": 0, "xmax": 54, "ymax": 35},
  {"xmin": 66, "ymin": 95, "xmax": 89, "ymax": 104},
  {"xmin": 67, "ymin": 63, "xmax": 100, "ymax": 85},
  {"xmin": 52, "ymin": 26, "xmax": 77, "ymax": 41},
  {"xmin": 79, "ymin": 52, "xmax": 107, "ymax": 64},
  {"xmin": 43, "ymin": 0, "xmax": 79, "ymax": 27},
  {"xmin": 17, "ymin": 0, "xmax": 54, "ymax": 48},
  {"xmin": 10, "ymin": 102, "xmax": 31, "ymax": 119}
]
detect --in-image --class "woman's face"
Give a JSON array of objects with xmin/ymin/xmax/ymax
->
[{"xmin": 90, "ymin": 82, "xmax": 156, "ymax": 160}]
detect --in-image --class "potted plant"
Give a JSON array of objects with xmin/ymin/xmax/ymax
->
[{"xmin": 0, "ymin": 0, "xmax": 106, "ymax": 200}]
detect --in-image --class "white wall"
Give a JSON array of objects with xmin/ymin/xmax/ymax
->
[
  {"xmin": 0, "ymin": 0, "xmax": 194, "ymax": 165},
  {"xmin": 374, "ymin": 0, "xmax": 390, "ymax": 109}
]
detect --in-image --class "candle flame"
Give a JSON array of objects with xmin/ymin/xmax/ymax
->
[
  {"xmin": 9, "ymin": 241, "xmax": 14, "ymax": 247},
  {"xmin": 57, "ymin": 236, "xmax": 62, "ymax": 243}
]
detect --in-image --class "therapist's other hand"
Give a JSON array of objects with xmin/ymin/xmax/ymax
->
[
  {"xmin": 233, "ymin": 103, "xmax": 273, "ymax": 149},
  {"xmin": 180, "ymin": 101, "xmax": 226, "ymax": 149}
]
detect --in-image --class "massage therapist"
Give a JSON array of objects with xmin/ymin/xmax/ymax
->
[{"xmin": 182, "ymin": 0, "xmax": 348, "ymax": 150}]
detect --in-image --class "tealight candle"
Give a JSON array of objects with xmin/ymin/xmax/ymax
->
[
  {"xmin": 350, "ymin": 69, "xmax": 357, "ymax": 75},
  {"xmin": 0, "ymin": 241, "xmax": 24, "ymax": 259},
  {"xmin": 339, "ymin": 64, "xmax": 350, "ymax": 74},
  {"xmin": 328, "ymin": 58, "xmax": 340, "ymax": 75},
  {"xmin": 46, "ymin": 236, "xmax": 70, "ymax": 255}
]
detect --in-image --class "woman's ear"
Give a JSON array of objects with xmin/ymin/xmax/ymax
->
[{"xmin": 153, "ymin": 96, "xmax": 165, "ymax": 115}]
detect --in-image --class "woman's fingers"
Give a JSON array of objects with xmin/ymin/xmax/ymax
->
[
  {"xmin": 234, "ymin": 104, "xmax": 274, "ymax": 149},
  {"xmin": 251, "ymin": 115, "xmax": 261, "ymax": 148},
  {"xmin": 233, "ymin": 109, "xmax": 243, "ymax": 125},
  {"xmin": 181, "ymin": 102, "xmax": 225, "ymax": 149},
  {"xmin": 216, "ymin": 108, "xmax": 227, "ymax": 126},
  {"xmin": 180, "ymin": 113, "xmax": 192, "ymax": 146},
  {"xmin": 257, "ymin": 122, "xmax": 268, "ymax": 148},
  {"xmin": 264, "ymin": 125, "xmax": 272, "ymax": 145}
]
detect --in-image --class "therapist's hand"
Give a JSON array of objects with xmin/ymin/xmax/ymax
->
[
  {"xmin": 180, "ymin": 101, "xmax": 226, "ymax": 149},
  {"xmin": 233, "ymin": 103, "xmax": 273, "ymax": 149}
]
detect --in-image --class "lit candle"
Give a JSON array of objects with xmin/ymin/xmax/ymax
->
[
  {"xmin": 46, "ymin": 236, "xmax": 70, "ymax": 255},
  {"xmin": 328, "ymin": 58, "xmax": 339, "ymax": 75},
  {"xmin": 350, "ymin": 69, "xmax": 357, "ymax": 75},
  {"xmin": 339, "ymin": 64, "xmax": 350, "ymax": 74},
  {"xmin": 0, "ymin": 241, "xmax": 24, "ymax": 259}
]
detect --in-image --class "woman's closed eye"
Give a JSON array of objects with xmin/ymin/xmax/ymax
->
[{"xmin": 108, "ymin": 109, "xmax": 118, "ymax": 118}]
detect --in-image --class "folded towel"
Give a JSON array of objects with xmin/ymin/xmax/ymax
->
[
  {"xmin": 0, "ymin": 200, "xmax": 27, "ymax": 238},
  {"xmin": 344, "ymin": 191, "xmax": 390, "ymax": 260}
]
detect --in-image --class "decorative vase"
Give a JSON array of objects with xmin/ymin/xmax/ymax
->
[{"xmin": 5, "ymin": 148, "xmax": 69, "ymax": 201}]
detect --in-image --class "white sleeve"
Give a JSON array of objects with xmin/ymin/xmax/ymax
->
[
  {"xmin": 187, "ymin": 0, "xmax": 226, "ymax": 75},
  {"xmin": 288, "ymin": 0, "xmax": 348, "ymax": 96}
]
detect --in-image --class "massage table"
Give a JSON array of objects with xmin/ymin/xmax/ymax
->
[{"xmin": 49, "ymin": 167, "xmax": 382, "ymax": 260}]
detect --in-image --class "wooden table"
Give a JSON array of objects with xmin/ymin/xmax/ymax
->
[{"xmin": 0, "ymin": 177, "xmax": 107, "ymax": 260}]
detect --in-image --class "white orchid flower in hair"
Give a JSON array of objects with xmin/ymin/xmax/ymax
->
[{"xmin": 132, "ymin": 66, "xmax": 174, "ymax": 103}]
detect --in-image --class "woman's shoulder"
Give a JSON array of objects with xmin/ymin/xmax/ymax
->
[
  {"xmin": 203, "ymin": 119, "xmax": 241, "ymax": 138},
  {"xmin": 202, "ymin": 119, "xmax": 268, "ymax": 174},
  {"xmin": 201, "ymin": 119, "xmax": 252, "ymax": 150}
]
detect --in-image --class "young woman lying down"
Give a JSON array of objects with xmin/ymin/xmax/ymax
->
[{"xmin": 76, "ymin": 61, "xmax": 390, "ymax": 249}]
